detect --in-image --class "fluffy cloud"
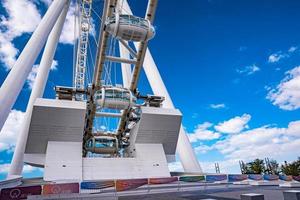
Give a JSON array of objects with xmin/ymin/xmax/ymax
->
[
  {"xmin": 267, "ymin": 66, "xmax": 300, "ymax": 110},
  {"xmin": 27, "ymin": 60, "xmax": 58, "ymax": 89},
  {"xmin": 0, "ymin": 0, "xmax": 41, "ymax": 70},
  {"xmin": 188, "ymin": 122, "xmax": 221, "ymax": 142},
  {"xmin": 0, "ymin": 0, "xmax": 79, "ymax": 70},
  {"xmin": 268, "ymin": 46, "xmax": 298, "ymax": 63},
  {"xmin": 0, "ymin": 110, "xmax": 25, "ymax": 152},
  {"xmin": 214, "ymin": 121, "xmax": 300, "ymax": 162},
  {"xmin": 59, "ymin": 2, "xmax": 78, "ymax": 44},
  {"xmin": 214, "ymin": 114, "xmax": 251, "ymax": 134},
  {"xmin": 190, "ymin": 117, "xmax": 300, "ymax": 173},
  {"xmin": 236, "ymin": 64, "xmax": 260, "ymax": 75},
  {"xmin": 0, "ymin": 163, "xmax": 39, "ymax": 174},
  {"xmin": 210, "ymin": 103, "xmax": 226, "ymax": 109}
]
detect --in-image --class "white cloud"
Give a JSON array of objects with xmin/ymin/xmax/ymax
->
[
  {"xmin": 0, "ymin": 163, "xmax": 39, "ymax": 174},
  {"xmin": 288, "ymin": 46, "xmax": 298, "ymax": 53},
  {"xmin": 188, "ymin": 122, "xmax": 221, "ymax": 142},
  {"xmin": 59, "ymin": 3, "xmax": 78, "ymax": 44},
  {"xmin": 26, "ymin": 60, "xmax": 58, "ymax": 89},
  {"xmin": 268, "ymin": 53, "xmax": 286, "ymax": 63},
  {"xmin": 0, "ymin": 110, "xmax": 25, "ymax": 152},
  {"xmin": 214, "ymin": 121, "xmax": 300, "ymax": 162},
  {"xmin": 267, "ymin": 66, "xmax": 300, "ymax": 110},
  {"xmin": 192, "ymin": 119, "xmax": 300, "ymax": 173},
  {"xmin": 268, "ymin": 46, "xmax": 298, "ymax": 63},
  {"xmin": 214, "ymin": 114, "xmax": 251, "ymax": 134},
  {"xmin": 0, "ymin": 0, "xmax": 41, "ymax": 70},
  {"xmin": 237, "ymin": 64, "xmax": 260, "ymax": 75},
  {"xmin": 210, "ymin": 103, "xmax": 226, "ymax": 109}
]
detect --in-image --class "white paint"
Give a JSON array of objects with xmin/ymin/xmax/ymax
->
[{"xmin": 8, "ymin": 2, "xmax": 70, "ymax": 177}]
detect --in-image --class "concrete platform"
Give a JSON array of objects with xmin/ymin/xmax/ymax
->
[{"xmin": 280, "ymin": 182, "xmax": 300, "ymax": 188}]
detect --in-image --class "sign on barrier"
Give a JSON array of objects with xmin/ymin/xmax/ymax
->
[
  {"xmin": 205, "ymin": 175, "xmax": 227, "ymax": 182},
  {"xmin": 115, "ymin": 179, "xmax": 148, "ymax": 192},
  {"xmin": 80, "ymin": 181, "xmax": 115, "ymax": 189},
  {"xmin": 149, "ymin": 177, "xmax": 178, "ymax": 184},
  {"xmin": 279, "ymin": 175, "xmax": 293, "ymax": 181},
  {"xmin": 42, "ymin": 183, "xmax": 79, "ymax": 195},
  {"xmin": 228, "ymin": 174, "xmax": 248, "ymax": 182},
  {"xmin": 179, "ymin": 176, "xmax": 205, "ymax": 182},
  {"xmin": 248, "ymin": 174, "xmax": 263, "ymax": 180},
  {"xmin": 293, "ymin": 176, "xmax": 300, "ymax": 182},
  {"xmin": 263, "ymin": 174, "xmax": 279, "ymax": 181},
  {"xmin": 0, "ymin": 185, "xmax": 42, "ymax": 200}
]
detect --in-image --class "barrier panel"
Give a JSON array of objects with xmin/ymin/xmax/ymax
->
[
  {"xmin": 292, "ymin": 176, "xmax": 300, "ymax": 182},
  {"xmin": 80, "ymin": 181, "xmax": 115, "ymax": 189},
  {"xmin": 0, "ymin": 185, "xmax": 42, "ymax": 200},
  {"xmin": 248, "ymin": 174, "xmax": 263, "ymax": 181},
  {"xmin": 149, "ymin": 177, "xmax": 178, "ymax": 184},
  {"xmin": 115, "ymin": 179, "xmax": 148, "ymax": 192},
  {"xmin": 42, "ymin": 183, "xmax": 79, "ymax": 195},
  {"xmin": 279, "ymin": 175, "xmax": 293, "ymax": 181},
  {"xmin": 263, "ymin": 174, "xmax": 279, "ymax": 181},
  {"xmin": 179, "ymin": 176, "xmax": 205, "ymax": 182},
  {"xmin": 228, "ymin": 174, "xmax": 248, "ymax": 182},
  {"xmin": 205, "ymin": 175, "xmax": 227, "ymax": 182}
]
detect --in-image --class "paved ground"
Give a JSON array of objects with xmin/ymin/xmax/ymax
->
[{"xmin": 118, "ymin": 185, "xmax": 294, "ymax": 200}]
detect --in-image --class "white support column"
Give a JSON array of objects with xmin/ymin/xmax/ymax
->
[
  {"xmin": 123, "ymin": 0, "xmax": 202, "ymax": 173},
  {"xmin": 119, "ymin": 41, "xmax": 132, "ymax": 88},
  {"xmin": 8, "ymin": 1, "xmax": 70, "ymax": 177},
  {"xmin": 117, "ymin": 1, "xmax": 132, "ymax": 88},
  {"xmin": 0, "ymin": 0, "xmax": 69, "ymax": 132}
]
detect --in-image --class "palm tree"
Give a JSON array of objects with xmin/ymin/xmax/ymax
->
[
  {"xmin": 248, "ymin": 159, "xmax": 265, "ymax": 174},
  {"xmin": 281, "ymin": 158, "xmax": 300, "ymax": 176}
]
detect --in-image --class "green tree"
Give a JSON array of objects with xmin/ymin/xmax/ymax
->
[
  {"xmin": 248, "ymin": 159, "xmax": 265, "ymax": 174},
  {"xmin": 265, "ymin": 159, "xmax": 280, "ymax": 175},
  {"xmin": 281, "ymin": 158, "xmax": 300, "ymax": 176}
]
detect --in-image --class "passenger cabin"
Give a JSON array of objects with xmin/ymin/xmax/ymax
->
[
  {"xmin": 105, "ymin": 14, "xmax": 155, "ymax": 41},
  {"xmin": 94, "ymin": 87, "xmax": 136, "ymax": 110}
]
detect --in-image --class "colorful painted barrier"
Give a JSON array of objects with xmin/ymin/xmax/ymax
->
[
  {"xmin": 279, "ymin": 175, "xmax": 293, "ymax": 181},
  {"xmin": 42, "ymin": 183, "xmax": 79, "ymax": 195},
  {"xmin": 292, "ymin": 176, "xmax": 300, "ymax": 182},
  {"xmin": 205, "ymin": 174, "xmax": 227, "ymax": 182},
  {"xmin": 263, "ymin": 174, "xmax": 279, "ymax": 181},
  {"xmin": 115, "ymin": 178, "xmax": 148, "ymax": 192},
  {"xmin": 248, "ymin": 174, "xmax": 263, "ymax": 181},
  {"xmin": 179, "ymin": 176, "xmax": 205, "ymax": 182},
  {"xmin": 80, "ymin": 180, "xmax": 115, "ymax": 189},
  {"xmin": 228, "ymin": 174, "xmax": 248, "ymax": 182},
  {"xmin": 149, "ymin": 177, "xmax": 178, "ymax": 184},
  {"xmin": 0, "ymin": 185, "xmax": 42, "ymax": 200}
]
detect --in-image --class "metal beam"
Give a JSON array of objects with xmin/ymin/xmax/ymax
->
[
  {"xmin": 105, "ymin": 56, "xmax": 137, "ymax": 64},
  {"xmin": 116, "ymin": 0, "xmax": 158, "ymax": 136},
  {"xmin": 84, "ymin": 0, "xmax": 117, "ymax": 143},
  {"xmin": 122, "ymin": 0, "xmax": 202, "ymax": 173}
]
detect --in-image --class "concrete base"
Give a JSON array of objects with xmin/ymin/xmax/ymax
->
[
  {"xmin": 283, "ymin": 190, "xmax": 300, "ymax": 200},
  {"xmin": 241, "ymin": 193, "xmax": 264, "ymax": 200},
  {"xmin": 280, "ymin": 182, "xmax": 300, "ymax": 188},
  {"xmin": 233, "ymin": 180, "xmax": 251, "ymax": 185},
  {"xmin": 249, "ymin": 181, "xmax": 280, "ymax": 186}
]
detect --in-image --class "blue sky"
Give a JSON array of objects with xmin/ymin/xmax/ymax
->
[{"xmin": 1, "ymin": 0, "xmax": 300, "ymax": 180}]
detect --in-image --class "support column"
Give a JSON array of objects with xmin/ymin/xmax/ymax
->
[
  {"xmin": 0, "ymin": 0, "xmax": 69, "ymax": 132},
  {"xmin": 8, "ymin": 1, "xmax": 70, "ymax": 177},
  {"xmin": 119, "ymin": 41, "xmax": 132, "ymax": 88},
  {"xmin": 123, "ymin": 0, "xmax": 202, "ymax": 173}
]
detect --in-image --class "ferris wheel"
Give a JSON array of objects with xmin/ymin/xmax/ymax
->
[{"xmin": 0, "ymin": 0, "xmax": 202, "ymax": 178}]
